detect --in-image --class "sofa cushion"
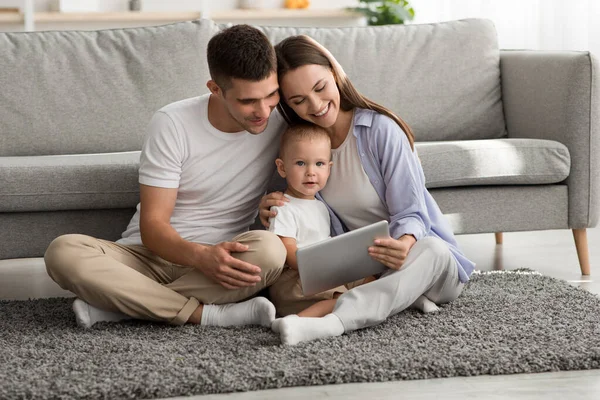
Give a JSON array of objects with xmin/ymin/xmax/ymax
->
[
  {"xmin": 0, "ymin": 20, "xmax": 220, "ymax": 157},
  {"xmin": 0, "ymin": 139, "xmax": 569, "ymax": 213},
  {"xmin": 0, "ymin": 152, "xmax": 140, "ymax": 212},
  {"xmin": 416, "ymin": 139, "xmax": 570, "ymax": 188},
  {"xmin": 259, "ymin": 18, "xmax": 505, "ymax": 142}
]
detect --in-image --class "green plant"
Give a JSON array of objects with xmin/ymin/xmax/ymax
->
[{"xmin": 350, "ymin": 0, "xmax": 415, "ymax": 26}]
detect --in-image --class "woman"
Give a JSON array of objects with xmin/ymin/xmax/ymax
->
[{"xmin": 261, "ymin": 35, "xmax": 476, "ymax": 345}]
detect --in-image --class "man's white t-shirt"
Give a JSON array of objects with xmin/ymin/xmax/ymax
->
[
  {"xmin": 268, "ymin": 194, "xmax": 330, "ymax": 248},
  {"xmin": 118, "ymin": 93, "xmax": 286, "ymax": 246}
]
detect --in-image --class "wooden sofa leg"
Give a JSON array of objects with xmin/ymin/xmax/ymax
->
[
  {"xmin": 495, "ymin": 232, "xmax": 503, "ymax": 245},
  {"xmin": 572, "ymin": 228, "xmax": 591, "ymax": 275}
]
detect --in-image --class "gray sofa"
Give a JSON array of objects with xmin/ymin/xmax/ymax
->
[{"xmin": 1, "ymin": 18, "xmax": 597, "ymax": 274}]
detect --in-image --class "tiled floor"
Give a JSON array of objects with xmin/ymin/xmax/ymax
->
[{"xmin": 1, "ymin": 227, "xmax": 599, "ymax": 399}]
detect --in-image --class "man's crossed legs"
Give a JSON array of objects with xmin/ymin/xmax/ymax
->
[{"xmin": 44, "ymin": 231, "xmax": 286, "ymax": 328}]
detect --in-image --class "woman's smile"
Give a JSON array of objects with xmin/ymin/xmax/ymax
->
[{"xmin": 313, "ymin": 103, "xmax": 330, "ymax": 117}]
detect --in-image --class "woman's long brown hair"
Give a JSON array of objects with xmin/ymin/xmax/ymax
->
[{"xmin": 275, "ymin": 35, "xmax": 415, "ymax": 150}]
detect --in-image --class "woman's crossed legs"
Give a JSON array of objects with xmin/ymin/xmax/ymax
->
[{"xmin": 275, "ymin": 237, "xmax": 464, "ymax": 345}]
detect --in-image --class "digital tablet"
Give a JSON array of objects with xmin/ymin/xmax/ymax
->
[{"xmin": 296, "ymin": 220, "xmax": 390, "ymax": 296}]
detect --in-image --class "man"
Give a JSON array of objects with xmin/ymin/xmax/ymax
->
[{"xmin": 44, "ymin": 25, "xmax": 287, "ymax": 329}]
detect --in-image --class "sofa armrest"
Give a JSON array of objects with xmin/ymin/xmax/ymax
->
[{"xmin": 500, "ymin": 50, "xmax": 599, "ymax": 228}]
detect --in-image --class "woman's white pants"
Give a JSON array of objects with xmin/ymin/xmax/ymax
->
[{"xmin": 333, "ymin": 236, "xmax": 464, "ymax": 332}]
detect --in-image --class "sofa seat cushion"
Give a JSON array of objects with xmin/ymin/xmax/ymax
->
[
  {"xmin": 416, "ymin": 139, "xmax": 570, "ymax": 188},
  {"xmin": 0, "ymin": 151, "xmax": 140, "ymax": 212},
  {"xmin": 0, "ymin": 138, "xmax": 570, "ymax": 213}
]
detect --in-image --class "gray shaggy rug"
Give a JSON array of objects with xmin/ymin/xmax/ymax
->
[{"xmin": 1, "ymin": 270, "xmax": 600, "ymax": 400}]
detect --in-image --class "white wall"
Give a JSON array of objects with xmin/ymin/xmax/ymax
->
[
  {"xmin": 0, "ymin": 0, "xmax": 359, "ymax": 12},
  {"xmin": 0, "ymin": 0, "xmax": 126, "ymax": 11},
  {"xmin": 410, "ymin": 0, "xmax": 600, "ymax": 55},
  {"xmin": 0, "ymin": 0, "xmax": 364, "ymax": 31},
  {"xmin": 206, "ymin": 0, "xmax": 359, "ymax": 11}
]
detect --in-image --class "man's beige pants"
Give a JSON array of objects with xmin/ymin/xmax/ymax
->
[{"xmin": 44, "ymin": 231, "xmax": 286, "ymax": 325}]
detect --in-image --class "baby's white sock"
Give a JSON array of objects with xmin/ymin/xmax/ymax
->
[
  {"xmin": 200, "ymin": 297, "xmax": 275, "ymax": 327},
  {"xmin": 279, "ymin": 314, "xmax": 344, "ymax": 345},
  {"xmin": 411, "ymin": 295, "xmax": 440, "ymax": 313},
  {"xmin": 271, "ymin": 316, "xmax": 288, "ymax": 333},
  {"xmin": 72, "ymin": 298, "xmax": 131, "ymax": 329}
]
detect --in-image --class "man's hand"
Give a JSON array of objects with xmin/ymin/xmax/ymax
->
[
  {"xmin": 368, "ymin": 235, "xmax": 417, "ymax": 270},
  {"xmin": 197, "ymin": 242, "xmax": 263, "ymax": 289},
  {"xmin": 258, "ymin": 191, "xmax": 289, "ymax": 228}
]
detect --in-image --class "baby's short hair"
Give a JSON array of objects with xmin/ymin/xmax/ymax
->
[{"xmin": 279, "ymin": 123, "xmax": 331, "ymax": 160}]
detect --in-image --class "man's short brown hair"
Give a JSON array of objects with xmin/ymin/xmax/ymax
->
[
  {"xmin": 279, "ymin": 123, "xmax": 331, "ymax": 160},
  {"xmin": 207, "ymin": 24, "xmax": 277, "ymax": 91}
]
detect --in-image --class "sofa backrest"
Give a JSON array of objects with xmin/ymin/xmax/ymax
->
[
  {"xmin": 0, "ymin": 20, "xmax": 219, "ymax": 156},
  {"xmin": 0, "ymin": 18, "xmax": 505, "ymax": 157},
  {"xmin": 258, "ymin": 19, "xmax": 506, "ymax": 143}
]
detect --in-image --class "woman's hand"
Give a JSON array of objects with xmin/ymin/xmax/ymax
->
[
  {"xmin": 258, "ymin": 191, "xmax": 289, "ymax": 228},
  {"xmin": 368, "ymin": 234, "xmax": 417, "ymax": 270}
]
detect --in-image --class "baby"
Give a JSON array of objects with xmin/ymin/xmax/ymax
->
[{"xmin": 268, "ymin": 123, "xmax": 346, "ymax": 320}]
